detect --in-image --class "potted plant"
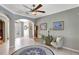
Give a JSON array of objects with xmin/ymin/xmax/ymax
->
[
  {"xmin": 45, "ymin": 35, "xmax": 53, "ymax": 46},
  {"xmin": 41, "ymin": 31, "xmax": 53, "ymax": 46}
]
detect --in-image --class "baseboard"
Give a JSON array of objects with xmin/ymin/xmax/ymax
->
[{"xmin": 63, "ymin": 46, "xmax": 79, "ymax": 53}]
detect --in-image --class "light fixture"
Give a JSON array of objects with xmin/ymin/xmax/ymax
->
[
  {"xmin": 32, "ymin": 12, "xmax": 37, "ymax": 15},
  {"xmin": 19, "ymin": 19, "xmax": 29, "ymax": 22}
]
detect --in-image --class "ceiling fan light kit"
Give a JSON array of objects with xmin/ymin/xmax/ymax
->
[
  {"xmin": 32, "ymin": 12, "xmax": 37, "ymax": 15},
  {"xmin": 23, "ymin": 4, "xmax": 45, "ymax": 15}
]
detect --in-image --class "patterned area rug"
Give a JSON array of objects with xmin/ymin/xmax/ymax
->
[{"xmin": 12, "ymin": 45, "xmax": 54, "ymax": 55}]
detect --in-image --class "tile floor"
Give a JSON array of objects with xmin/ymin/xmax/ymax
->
[{"xmin": 0, "ymin": 37, "xmax": 79, "ymax": 55}]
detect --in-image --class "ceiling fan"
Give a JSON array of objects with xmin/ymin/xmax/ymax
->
[{"xmin": 23, "ymin": 4, "xmax": 45, "ymax": 15}]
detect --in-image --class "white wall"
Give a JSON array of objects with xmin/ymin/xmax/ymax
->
[
  {"xmin": 15, "ymin": 21, "xmax": 23, "ymax": 38},
  {"xmin": 36, "ymin": 7, "xmax": 79, "ymax": 51},
  {"xmin": 24, "ymin": 21, "xmax": 29, "ymax": 37},
  {"xmin": 29, "ymin": 21, "xmax": 34, "ymax": 38},
  {"xmin": 24, "ymin": 20, "xmax": 34, "ymax": 38}
]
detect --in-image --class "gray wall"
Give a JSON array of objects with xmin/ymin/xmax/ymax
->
[{"xmin": 36, "ymin": 7, "xmax": 79, "ymax": 51}]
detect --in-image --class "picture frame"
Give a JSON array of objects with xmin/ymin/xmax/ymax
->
[
  {"xmin": 53, "ymin": 21, "xmax": 64, "ymax": 30},
  {"xmin": 40, "ymin": 23, "xmax": 47, "ymax": 30}
]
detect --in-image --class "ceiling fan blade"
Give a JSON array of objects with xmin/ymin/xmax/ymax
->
[
  {"xmin": 23, "ymin": 5, "xmax": 32, "ymax": 10},
  {"xmin": 36, "ymin": 10, "xmax": 45, "ymax": 13},
  {"xmin": 32, "ymin": 4, "xmax": 42, "ymax": 11}
]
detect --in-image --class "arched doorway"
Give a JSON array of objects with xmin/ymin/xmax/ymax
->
[
  {"xmin": 15, "ymin": 19, "xmax": 34, "ymax": 39},
  {"xmin": 0, "ymin": 20, "xmax": 5, "ymax": 43},
  {"xmin": 14, "ymin": 19, "xmax": 34, "ymax": 49},
  {"xmin": 0, "ymin": 13, "xmax": 9, "ymax": 44}
]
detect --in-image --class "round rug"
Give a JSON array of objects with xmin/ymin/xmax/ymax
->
[{"xmin": 12, "ymin": 45, "xmax": 54, "ymax": 55}]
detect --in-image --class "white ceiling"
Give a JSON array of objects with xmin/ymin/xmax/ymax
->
[{"xmin": 1, "ymin": 4, "xmax": 79, "ymax": 19}]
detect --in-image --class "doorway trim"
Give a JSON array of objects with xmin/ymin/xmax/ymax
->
[{"xmin": 0, "ymin": 12, "xmax": 9, "ymax": 41}]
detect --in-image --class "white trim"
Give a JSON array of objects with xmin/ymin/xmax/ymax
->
[
  {"xmin": 0, "ymin": 5, "xmax": 16, "ymax": 15},
  {"xmin": 63, "ymin": 46, "xmax": 79, "ymax": 53},
  {"xmin": 0, "ymin": 5, "xmax": 36, "ymax": 19},
  {"xmin": 0, "ymin": 5, "xmax": 27, "ymax": 17}
]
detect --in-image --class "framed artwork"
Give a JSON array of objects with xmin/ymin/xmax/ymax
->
[
  {"xmin": 53, "ymin": 21, "xmax": 64, "ymax": 30},
  {"xmin": 40, "ymin": 23, "xmax": 47, "ymax": 30}
]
